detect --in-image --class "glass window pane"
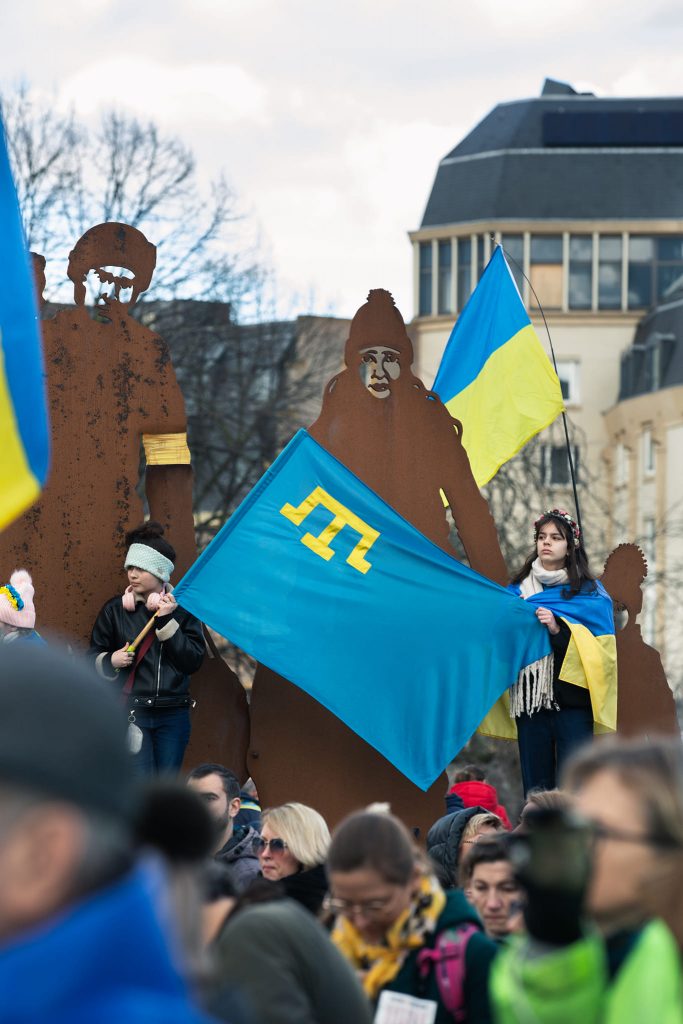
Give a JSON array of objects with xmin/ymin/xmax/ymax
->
[
  {"xmin": 419, "ymin": 241, "xmax": 432, "ymax": 270},
  {"xmin": 570, "ymin": 235, "xmax": 592, "ymax": 260},
  {"xmin": 569, "ymin": 267, "xmax": 591, "ymax": 309},
  {"xmin": 600, "ymin": 236, "xmax": 622, "ymax": 261},
  {"xmin": 530, "ymin": 265, "xmax": 562, "ymax": 310},
  {"xmin": 438, "ymin": 241, "xmax": 452, "ymax": 315},
  {"xmin": 656, "ymin": 237, "xmax": 683, "ymax": 261},
  {"xmin": 501, "ymin": 235, "xmax": 524, "ymax": 293},
  {"xmin": 531, "ymin": 236, "xmax": 562, "ymax": 264},
  {"xmin": 628, "ymin": 263, "xmax": 653, "ymax": 309},
  {"xmin": 419, "ymin": 241, "xmax": 432, "ymax": 316},
  {"xmin": 657, "ymin": 263, "xmax": 683, "ymax": 302},
  {"xmin": 629, "ymin": 236, "xmax": 654, "ymax": 261},
  {"xmin": 457, "ymin": 238, "xmax": 472, "ymax": 311},
  {"xmin": 599, "ymin": 263, "xmax": 621, "ymax": 309}
]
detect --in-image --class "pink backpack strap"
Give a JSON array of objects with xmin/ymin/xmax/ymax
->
[{"xmin": 417, "ymin": 923, "xmax": 479, "ymax": 1022}]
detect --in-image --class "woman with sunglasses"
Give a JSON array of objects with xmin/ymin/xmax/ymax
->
[
  {"xmin": 327, "ymin": 809, "xmax": 497, "ymax": 1023},
  {"xmin": 493, "ymin": 736, "xmax": 683, "ymax": 1023},
  {"xmin": 253, "ymin": 802, "xmax": 331, "ymax": 915}
]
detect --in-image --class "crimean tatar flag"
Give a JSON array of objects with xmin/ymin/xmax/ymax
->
[
  {"xmin": 433, "ymin": 245, "xmax": 564, "ymax": 487},
  {"xmin": 174, "ymin": 429, "xmax": 551, "ymax": 791},
  {"xmin": 0, "ymin": 119, "xmax": 49, "ymax": 529}
]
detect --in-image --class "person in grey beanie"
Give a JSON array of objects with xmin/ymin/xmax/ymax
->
[{"xmin": 0, "ymin": 641, "xmax": 219, "ymax": 1024}]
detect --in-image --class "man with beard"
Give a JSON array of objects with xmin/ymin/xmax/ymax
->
[
  {"xmin": 187, "ymin": 763, "xmax": 260, "ymax": 892},
  {"xmin": 248, "ymin": 289, "xmax": 507, "ymax": 836}
]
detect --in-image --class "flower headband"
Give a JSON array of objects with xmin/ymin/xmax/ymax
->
[{"xmin": 534, "ymin": 508, "xmax": 581, "ymax": 548}]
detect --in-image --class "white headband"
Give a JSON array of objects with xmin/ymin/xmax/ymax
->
[{"xmin": 124, "ymin": 543, "xmax": 174, "ymax": 583}]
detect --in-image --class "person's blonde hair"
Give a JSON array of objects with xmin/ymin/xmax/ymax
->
[
  {"xmin": 461, "ymin": 812, "xmax": 504, "ymax": 843},
  {"xmin": 261, "ymin": 802, "xmax": 331, "ymax": 869}
]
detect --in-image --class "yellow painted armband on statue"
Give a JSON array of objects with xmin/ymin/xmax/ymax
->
[{"xmin": 143, "ymin": 433, "xmax": 191, "ymax": 466}]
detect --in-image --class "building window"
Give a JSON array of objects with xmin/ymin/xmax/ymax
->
[
  {"xmin": 530, "ymin": 235, "xmax": 563, "ymax": 311},
  {"xmin": 655, "ymin": 236, "xmax": 683, "ymax": 302},
  {"xmin": 457, "ymin": 237, "xmax": 472, "ymax": 310},
  {"xmin": 628, "ymin": 236, "xmax": 654, "ymax": 310},
  {"xmin": 642, "ymin": 426, "xmax": 655, "ymax": 476},
  {"xmin": 556, "ymin": 360, "xmax": 580, "ymax": 405},
  {"xmin": 501, "ymin": 234, "xmax": 524, "ymax": 293},
  {"xmin": 418, "ymin": 241, "xmax": 432, "ymax": 316},
  {"xmin": 598, "ymin": 236, "xmax": 622, "ymax": 310},
  {"xmin": 437, "ymin": 240, "xmax": 452, "ymax": 315},
  {"xmin": 476, "ymin": 235, "xmax": 486, "ymax": 281},
  {"xmin": 541, "ymin": 443, "xmax": 580, "ymax": 486},
  {"xmin": 568, "ymin": 235, "xmax": 592, "ymax": 310}
]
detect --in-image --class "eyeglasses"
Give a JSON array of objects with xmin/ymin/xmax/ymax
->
[
  {"xmin": 590, "ymin": 822, "xmax": 681, "ymax": 850},
  {"xmin": 252, "ymin": 836, "xmax": 289, "ymax": 856},
  {"xmin": 323, "ymin": 893, "xmax": 395, "ymax": 918}
]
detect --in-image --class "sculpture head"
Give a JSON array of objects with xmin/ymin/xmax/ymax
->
[
  {"xmin": 67, "ymin": 223, "xmax": 156, "ymax": 316},
  {"xmin": 601, "ymin": 543, "xmax": 647, "ymax": 618},
  {"xmin": 346, "ymin": 290, "xmax": 414, "ymax": 400}
]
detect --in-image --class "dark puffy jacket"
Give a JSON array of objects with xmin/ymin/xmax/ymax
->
[
  {"xmin": 216, "ymin": 825, "xmax": 261, "ymax": 893},
  {"xmin": 89, "ymin": 597, "xmax": 205, "ymax": 708},
  {"xmin": 427, "ymin": 806, "xmax": 490, "ymax": 887}
]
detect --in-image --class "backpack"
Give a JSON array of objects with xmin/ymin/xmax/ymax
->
[{"xmin": 416, "ymin": 924, "xmax": 479, "ymax": 1022}]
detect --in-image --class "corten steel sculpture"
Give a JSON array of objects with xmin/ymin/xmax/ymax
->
[
  {"xmin": 601, "ymin": 543, "xmax": 679, "ymax": 737},
  {"xmin": 0, "ymin": 224, "xmax": 249, "ymax": 777},
  {"xmin": 250, "ymin": 289, "xmax": 508, "ymax": 835}
]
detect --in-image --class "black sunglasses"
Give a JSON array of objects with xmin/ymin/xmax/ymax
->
[{"xmin": 252, "ymin": 836, "xmax": 288, "ymax": 855}]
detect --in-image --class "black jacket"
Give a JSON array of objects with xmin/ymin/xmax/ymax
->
[
  {"xmin": 89, "ymin": 597, "xmax": 205, "ymax": 709},
  {"xmin": 426, "ymin": 806, "xmax": 490, "ymax": 888}
]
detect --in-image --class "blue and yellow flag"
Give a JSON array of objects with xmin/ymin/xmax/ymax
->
[
  {"xmin": 479, "ymin": 581, "xmax": 617, "ymax": 740},
  {"xmin": 433, "ymin": 246, "xmax": 564, "ymax": 487},
  {"xmin": 174, "ymin": 430, "xmax": 551, "ymax": 790},
  {"xmin": 0, "ymin": 120, "xmax": 49, "ymax": 529}
]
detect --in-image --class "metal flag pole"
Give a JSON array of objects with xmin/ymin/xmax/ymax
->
[{"xmin": 496, "ymin": 240, "xmax": 583, "ymax": 538}]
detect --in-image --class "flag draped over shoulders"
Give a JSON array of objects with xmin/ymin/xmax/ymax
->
[
  {"xmin": 0, "ymin": 119, "xmax": 49, "ymax": 529},
  {"xmin": 174, "ymin": 429, "xmax": 551, "ymax": 790},
  {"xmin": 479, "ymin": 581, "xmax": 617, "ymax": 740},
  {"xmin": 433, "ymin": 246, "xmax": 564, "ymax": 487}
]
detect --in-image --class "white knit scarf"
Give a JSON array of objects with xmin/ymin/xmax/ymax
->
[{"xmin": 510, "ymin": 559, "xmax": 569, "ymax": 718}]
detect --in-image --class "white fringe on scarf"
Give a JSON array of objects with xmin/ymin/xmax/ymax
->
[{"xmin": 510, "ymin": 558, "xmax": 568, "ymax": 719}]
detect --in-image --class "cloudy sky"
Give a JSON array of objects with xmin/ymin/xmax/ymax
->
[{"xmin": 3, "ymin": 0, "xmax": 682, "ymax": 319}]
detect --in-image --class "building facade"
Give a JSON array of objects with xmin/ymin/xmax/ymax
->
[{"xmin": 409, "ymin": 78, "xmax": 683, "ymax": 684}]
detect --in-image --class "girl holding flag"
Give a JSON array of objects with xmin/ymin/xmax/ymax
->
[{"xmin": 509, "ymin": 509, "xmax": 616, "ymax": 794}]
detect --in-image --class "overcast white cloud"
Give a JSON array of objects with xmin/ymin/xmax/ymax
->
[{"xmin": 3, "ymin": 0, "xmax": 683, "ymax": 318}]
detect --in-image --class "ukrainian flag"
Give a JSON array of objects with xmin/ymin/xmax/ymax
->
[
  {"xmin": 174, "ymin": 429, "xmax": 552, "ymax": 791},
  {"xmin": 479, "ymin": 581, "xmax": 617, "ymax": 740},
  {"xmin": 0, "ymin": 119, "xmax": 49, "ymax": 529},
  {"xmin": 433, "ymin": 245, "xmax": 564, "ymax": 487}
]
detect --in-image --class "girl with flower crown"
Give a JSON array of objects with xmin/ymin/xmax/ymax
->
[
  {"xmin": 508, "ymin": 509, "xmax": 616, "ymax": 794},
  {"xmin": 89, "ymin": 521, "xmax": 205, "ymax": 775}
]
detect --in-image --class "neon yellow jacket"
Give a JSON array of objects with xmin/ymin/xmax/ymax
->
[{"xmin": 491, "ymin": 920, "xmax": 682, "ymax": 1024}]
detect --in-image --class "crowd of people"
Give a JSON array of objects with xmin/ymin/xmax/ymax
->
[{"xmin": 0, "ymin": 508, "xmax": 679, "ymax": 1021}]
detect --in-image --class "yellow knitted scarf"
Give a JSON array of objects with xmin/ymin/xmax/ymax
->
[{"xmin": 331, "ymin": 873, "xmax": 446, "ymax": 1000}]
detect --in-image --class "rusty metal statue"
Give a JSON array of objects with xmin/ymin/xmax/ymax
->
[
  {"xmin": 2, "ymin": 224, "xmax": 249, "ymax": 776},
  {"xmin": 601, "ymin": 543, "xmax": 679, "ymax": 737},
  {"xmin": 249, "ymin": 289, "xmax": 508, "ymax": 835}
]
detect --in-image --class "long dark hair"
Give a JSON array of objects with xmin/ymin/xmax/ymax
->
[{"xmin": 511, "ymin": 513, "xmax": 596, "ymax": 598}]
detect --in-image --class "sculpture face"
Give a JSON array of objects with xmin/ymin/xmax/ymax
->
[
  {"xmin": 358, "ymin": 346, "xmax": 401, "ymax": 399},
  {"xmin": 85, "ymin": 265, "xmax": 136, "ymax": 314}
]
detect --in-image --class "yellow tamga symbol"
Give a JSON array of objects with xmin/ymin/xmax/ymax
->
[{"xmin": 280, "ymin": 486, "xmax": 380, "ymax": 575}]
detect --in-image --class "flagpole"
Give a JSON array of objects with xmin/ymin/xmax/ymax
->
[{"xmin": 496, "ymin": 241, "xmax": 583, "ymax": 539}]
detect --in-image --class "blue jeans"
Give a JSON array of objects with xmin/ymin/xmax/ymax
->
[
  {"xmin": 517, "ymin": 707, "xmax": 593, "ymax": 795},
  {"xmin": 130, "ymin": 707, "xmax": 191, "ymax": 776}
]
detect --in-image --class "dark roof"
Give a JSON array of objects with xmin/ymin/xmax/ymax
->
[
  {"xmin": 619, "ymin": 290, "xmax": 683, "ymax": 400},
  {"xmin": 420, "ymin": 81, "xmax": 683, "ymax": 227}
]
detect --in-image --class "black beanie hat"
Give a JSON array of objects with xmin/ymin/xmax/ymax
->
[{"xmin": 0, "ymin": 643, "xmax": 135, "ymax": 825}]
